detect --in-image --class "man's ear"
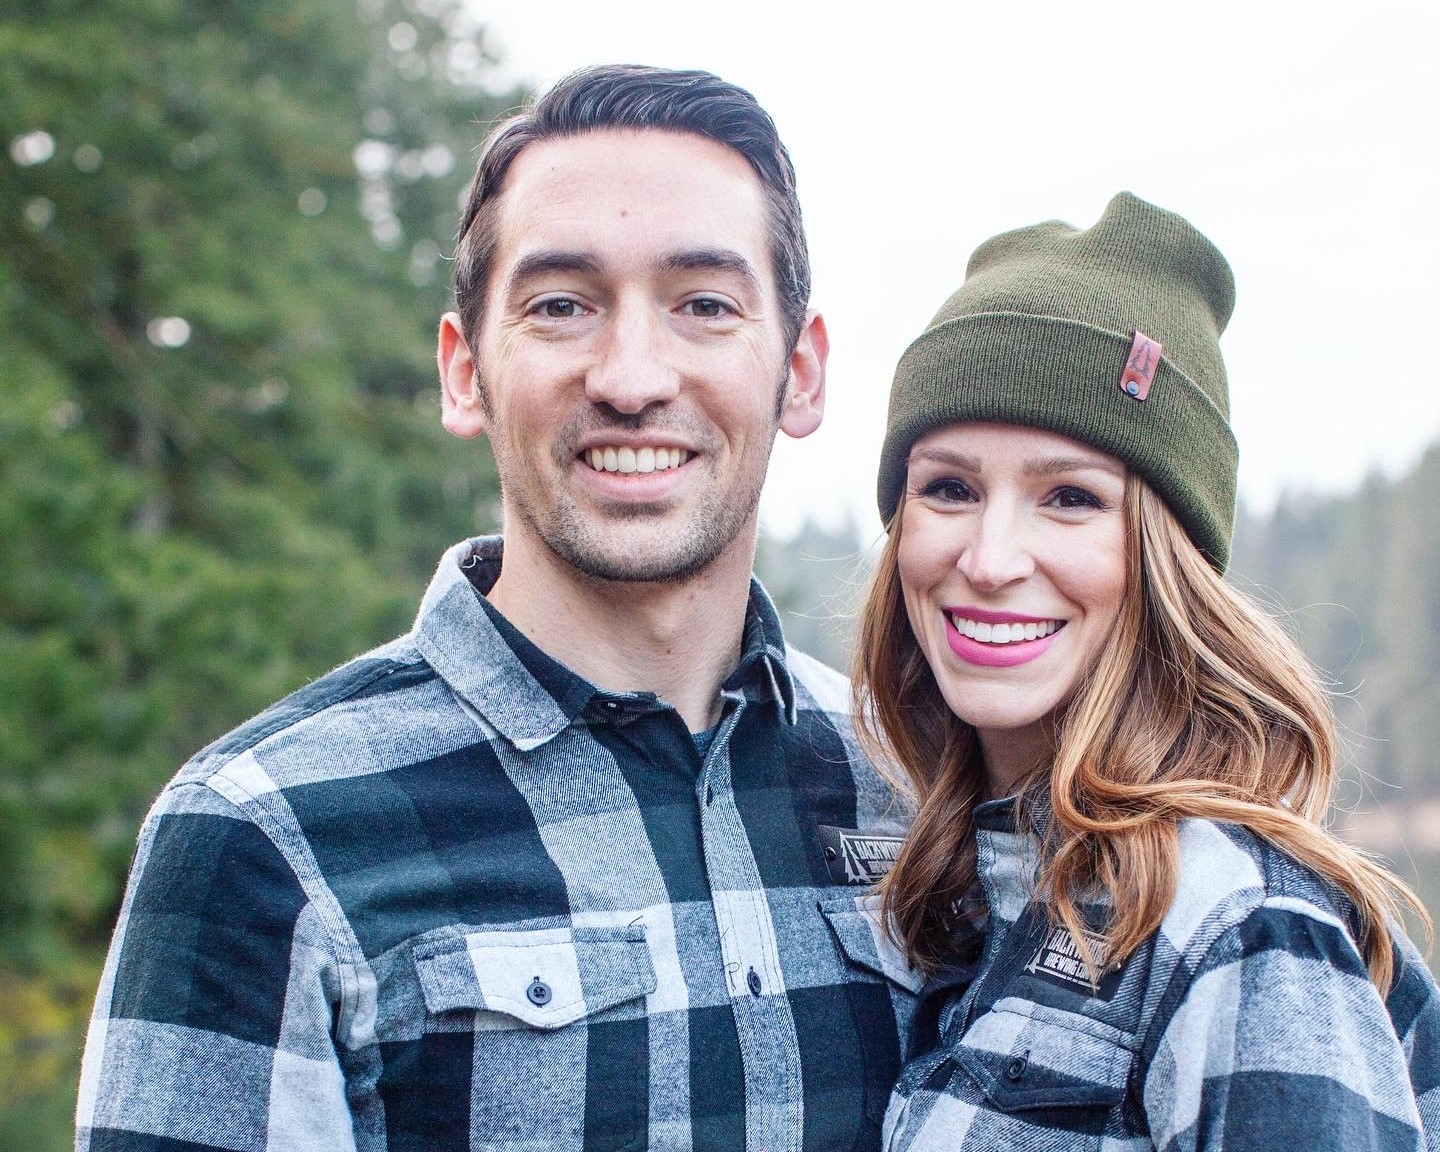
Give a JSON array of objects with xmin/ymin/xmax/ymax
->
[
  {"xmin": 438, "ymin": 312, "xmax": 486, "ymax": 440},
  {"xmin": 778, "ymin": 309, "xmax": 827, "ymax": 440}
]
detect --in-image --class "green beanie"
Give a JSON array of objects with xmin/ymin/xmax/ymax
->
[{"xmin": 876, "ymin": 191, "xmax": 1238, "ymax": 570}]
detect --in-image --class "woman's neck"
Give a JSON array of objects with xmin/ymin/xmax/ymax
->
[{"xmin": 976, "ymin": 720, "xmax": 1055, "ymax": 801}]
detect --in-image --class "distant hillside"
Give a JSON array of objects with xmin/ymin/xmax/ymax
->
[
  {"xmin": 1231, "ymin": 443, "xmax": 1440, "ymax": 804},
  {"xmin": 755, "ymin": 516, "xmax": 874, "ymax": 674}
]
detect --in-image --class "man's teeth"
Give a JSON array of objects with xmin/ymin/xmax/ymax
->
[
  {"xmin": 948, "ymin": 615, "xmax": 1061, "ymax": 644},
  {"xmin": 586, "ymin": 446, "xmax": 692, "ymax": 474}
]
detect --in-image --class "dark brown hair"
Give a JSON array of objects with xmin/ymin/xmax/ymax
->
[{"xmin": 452, "ymin": 65, "xmax": 810, "ymax": 352}]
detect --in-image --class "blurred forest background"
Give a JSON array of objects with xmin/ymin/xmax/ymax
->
[{"xmin": 3, "ymin": 0, "xmax": 1439, "ymax": 1146}]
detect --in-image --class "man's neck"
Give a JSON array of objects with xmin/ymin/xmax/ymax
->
[{"xmin": 485, "ymin": 534, "xmax": 757, "ymax": 733}]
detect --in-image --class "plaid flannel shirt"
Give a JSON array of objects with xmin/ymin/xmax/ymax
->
[
  {"xmin": 77, "ymin": 536, "xmax": 921, "ymax": 1152},
  {"xmin": 884, "ymin": 796, "xmax": 1440, "ymax": 1151}
]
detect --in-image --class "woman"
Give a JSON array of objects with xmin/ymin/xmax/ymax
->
[{"xmin": 856, "ymin": 192, "xmax": 1439, "ymax": 1150}]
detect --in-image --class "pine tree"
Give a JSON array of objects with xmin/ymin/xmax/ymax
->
[{"xmin": 0, "ymin": 1, "xmax": 518, "ymax": 1139}]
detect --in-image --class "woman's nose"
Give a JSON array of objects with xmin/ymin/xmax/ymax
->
[{"xmin": 956, "ymin": 508, "xmax": 1035, "ymax": 591}]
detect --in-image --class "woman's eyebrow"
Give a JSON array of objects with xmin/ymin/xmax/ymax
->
[
  {"xmin": 1021, "ymin": 455, "xmax": 1124, "ymax": 478},
  {"xmin": 907, "ymin": 446, "xmax": 981, "ymax": 471},
  {"xmin": 907, "ymin": 447, "xmax": 1124, "ymax": 478}
]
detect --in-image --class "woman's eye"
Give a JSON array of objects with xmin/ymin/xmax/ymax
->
[
  {"xmin": 1050, "ymin": 485, "xmax": 1103, "ymax": 510},
  {"xmin": 919, "ymin": 478, "xmax": 974, "ymax": 503}
]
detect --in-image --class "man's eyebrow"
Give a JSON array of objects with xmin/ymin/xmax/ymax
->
[
  {"xmin": 659, "ymin": 248, "xmax": 762, "ymax": 293},
  {"xmin": 504, "ymin": 250, "xmax": 603, "ymax": 292}
]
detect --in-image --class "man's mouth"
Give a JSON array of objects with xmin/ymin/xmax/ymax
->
[
  {"xmin": 583, "ymin": 446, "xmax": 691, "ymax": 474},
  {"xmin": 946, "ymin": 613, "xmax": 1063, "ymax": 644}
]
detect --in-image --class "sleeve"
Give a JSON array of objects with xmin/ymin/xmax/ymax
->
[
  {"xmin": 1141, "ymin": 901, "xmax": 1428, "ymax": 1152},
  {"xmin": 75, "ymin": 781, "xmax": 355, "ymax": 1152},
  {"xmin": 1386, "ymin": 929, "xmax": 1440, "ymax": 1150}
]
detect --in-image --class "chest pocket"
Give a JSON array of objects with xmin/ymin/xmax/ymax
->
[
  {"xmin": 820, "ymin": 895, "xmax": 925, "ymax": 1130},
  {"xmin": 414, "ymin": 923, "xmax": 656, "ymax": 1027},
  {"xmin": 407, "ymin": 923, "xmax": 657, "ymax": 1151},
  {"xmin": 953, "ymin": 996, "xmax": 1134, "ymax": 1116}
]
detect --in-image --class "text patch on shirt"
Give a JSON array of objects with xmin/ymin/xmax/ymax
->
[
  {"xmin": 1021, "ymin": 925, "xmax": 1125, "ymax": 1001},
  {"xmin": 817, "ymin": 825, "xmax": 904, "ymax": 885}
]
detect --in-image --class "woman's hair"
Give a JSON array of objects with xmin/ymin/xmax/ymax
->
[{"xmin": 855, "ymin": 473, "xmax": 1429, "ymax": 990}]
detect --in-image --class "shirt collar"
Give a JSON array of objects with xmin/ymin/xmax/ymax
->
[
  {"xmin": 724, "ymin": 568, "xmax": 798, "ymax": 725},
  {"xmin": 973, "ymin": 786, "xmax": 1055, "ymax": 840},
  {"xmin": 412, "ymin": 536, "xmax": 797, "ymax": 749}
]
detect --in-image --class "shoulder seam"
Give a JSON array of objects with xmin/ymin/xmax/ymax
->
[{"xmin": 196, "ymin": 652, "xmax": 429, "ymax": 766}]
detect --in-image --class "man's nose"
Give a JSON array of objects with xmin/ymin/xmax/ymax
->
[
  {"xmin": 585, "ymin": 304, "xmax": 681, "ymax": 414},
  {"xmin": 956, "ymin": 506, "xmax": 1035, "ymax": 591}
]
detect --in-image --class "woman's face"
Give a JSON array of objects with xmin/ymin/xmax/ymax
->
[{"xmin": 898, "ymin": 422, "xmax": 1128, "ymax": 768}]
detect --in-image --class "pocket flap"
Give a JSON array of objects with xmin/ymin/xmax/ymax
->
[
  {"xmin": 955, "ymin": 998, "xmax": 1133, "ymax": 1112},
  {"xmin": 413, "ymin": 923, "xmax": 656, "ymax": 1030},
  {"xmin": 820, "ymin": 894, "xmax": 925, "ymax": 994}
]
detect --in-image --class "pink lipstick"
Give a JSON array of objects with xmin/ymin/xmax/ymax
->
[{"xmin": 943, "ymin": 611, "xmax": 1064, "ymax": 668}]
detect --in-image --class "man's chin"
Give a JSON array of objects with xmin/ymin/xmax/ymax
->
[
  {"xmin": 542, "ymin": 520, "xmax": 743, "ymax": 587},
  {"xmin": 561, "ymin": 544, "xmax": 725, "ymax": 587}
]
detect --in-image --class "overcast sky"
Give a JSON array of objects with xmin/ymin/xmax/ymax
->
[{"xmin": 472, "ymin": 0, "xmax": 1439, "ymax": 540}]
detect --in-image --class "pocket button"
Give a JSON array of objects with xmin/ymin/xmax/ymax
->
[{"xmin": 527, "ymin": 978, "xmax": 552, "ymax": 1007}]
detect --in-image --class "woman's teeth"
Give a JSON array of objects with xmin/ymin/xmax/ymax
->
[
  {"xmin": 947, "ymin": 615, "xmax": 1061, "ymax": 644},
  {"xmin": 586, "ymin": 446, "xmax": 691, "ymax": 474}
]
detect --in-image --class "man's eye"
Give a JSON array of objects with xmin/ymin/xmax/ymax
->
[
  {"xmin": 537, "ymin": 298, "xmax": 581, "ymax": 319},
  {"xmin": 684, "ymin": 297, "xmax": 729, "ymax": 318}
]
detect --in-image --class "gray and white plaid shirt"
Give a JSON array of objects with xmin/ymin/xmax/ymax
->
[
  {"xmin": 77, "ymin": 536, "xmax": 920, "ymax": 1151},
  {"xmin": 885, "ymin": 796, "xmax": 1440, "ymax": 1151}
]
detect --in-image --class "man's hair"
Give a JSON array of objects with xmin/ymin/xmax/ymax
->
[
  {"xmin": 452, "ymin": 64, "xmax": 811, "ymax": 352},
  {"xmin": 853, "ymin": 476, "xmax": 1428, "ymax": 992}
]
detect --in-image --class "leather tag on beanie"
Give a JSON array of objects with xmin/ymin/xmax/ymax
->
[{"xmin": 1119, "ymin": 330, "xmax": 1162, "ymax": 400}]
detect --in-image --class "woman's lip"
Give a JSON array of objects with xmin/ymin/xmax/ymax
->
[
  {"xmin": 944, "ymin": 615, "xmax": 1062, "ymax": 668},
  {"xmin": 945, "ymin": 605, "xmax": 1055, "ymax": 625}
]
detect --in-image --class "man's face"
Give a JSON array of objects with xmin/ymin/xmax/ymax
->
[{"xmin": 439, "ymin": 129, "xmax": 825, "ymax": 585}]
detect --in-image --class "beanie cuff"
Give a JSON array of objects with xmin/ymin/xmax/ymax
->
[{"xmin": 877, "ymin": 311, "xmax": 1238, "ymax": 568}]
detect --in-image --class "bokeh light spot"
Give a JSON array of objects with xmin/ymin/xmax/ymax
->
[{"xmin": 146, "ymin": 317, "xmax": 192, "ymax": 348}]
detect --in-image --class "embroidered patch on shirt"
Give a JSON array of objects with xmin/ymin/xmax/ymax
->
[
  {"xmin": 817, "ymin": 826, "xmax": 904, "ymax": 885},
  {"xmin": 1021, "ymin": 925, "xmax": 1125, "ymax": 1001}
]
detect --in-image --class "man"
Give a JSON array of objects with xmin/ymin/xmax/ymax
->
[{"xmin": 77, "ymin": 66, "xmax": 918, "ymax": 1151}]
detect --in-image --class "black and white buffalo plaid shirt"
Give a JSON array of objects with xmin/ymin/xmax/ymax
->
[
  {"xmin": 77, "ymin": 536, "xmax": 921, "ymax": 1151},
  {"xmin": 885, "ymin": 796, "xmax": 1440, "ymax": 1151}
]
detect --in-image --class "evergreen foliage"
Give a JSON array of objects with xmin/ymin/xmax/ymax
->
[
  {"xmin": 1, "ymin": 0, "xmax": 517, "ymax": 1140},
  {"xmin": 1231, "ymin": 446, "xmax": 1440, "ymax": 799},
  {"xmin": 755, "ymin": 515, "xmax": 876, "ymax": 673}
]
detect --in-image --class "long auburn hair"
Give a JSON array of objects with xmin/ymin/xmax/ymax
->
[{"xmin": 855, "ymin": 474, "xmax": 1429, "ymax": 990}]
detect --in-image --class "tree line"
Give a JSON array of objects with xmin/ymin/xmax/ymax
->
[{"xmin": 2, "ymin": 0, "xmax": 516, "ymax": 1142}]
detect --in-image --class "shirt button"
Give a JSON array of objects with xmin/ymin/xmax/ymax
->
[
  {"xmin": 527, "ymin": 977, "xmax": 552, "ymax": 1006},
  {"xmin": 1005, "ymin": 1052, "xmax": 1028, "ymax": 1081},
  {"xmin": 747, "ymin": 967, "xmax": 762, "ymax": 997}
]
